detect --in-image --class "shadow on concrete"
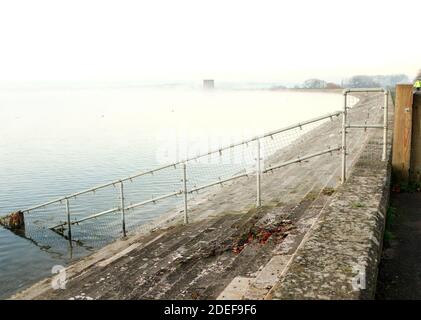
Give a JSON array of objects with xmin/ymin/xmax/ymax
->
[{"xmin": 377, "ymin": 192, "xmax": 421, "ymax": 299}]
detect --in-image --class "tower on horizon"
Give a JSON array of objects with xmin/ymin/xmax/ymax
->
[{"xmin": 203, "ymin": 79, "xmax": 214, "ymax": 89}]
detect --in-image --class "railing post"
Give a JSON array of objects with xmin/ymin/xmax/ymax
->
[
  {"xmin": 120, "ymin": 181, "xmax": 126, "ymax": 237},
  {"xmin": 341, "ymin": 91, "xmax": 348, "ymax": 184},
  {"xmin": 65, "ymin": 198, "xmax": 72, "ymax": 246},
  {"xmin": 182, "ymin": 162, "xmax": 188, "ymax": 224},
  {"xmin": 382, "ymin": 90, "xmax": 389, "ymax": 161},
  {"xmin": 256, "ymin": 138, "xmax": 262, "ymax": 207}
]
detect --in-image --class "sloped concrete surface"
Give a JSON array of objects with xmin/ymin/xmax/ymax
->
[
  {"xmin": 11, "ymin": 92, "xmax": 388, "ymax": 300},
  {"xmin": 267, "ymin": 95, "xmax": 393, "ymax": 300}
]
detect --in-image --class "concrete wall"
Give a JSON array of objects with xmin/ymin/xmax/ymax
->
[{"xmin": 267, "ymin": 97, "xmax": 393, "ymax": 300}]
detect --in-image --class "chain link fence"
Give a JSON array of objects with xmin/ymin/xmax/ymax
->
[{"xmin": 1, "ymin": 89, "xmax": 389, "ymax": 258}]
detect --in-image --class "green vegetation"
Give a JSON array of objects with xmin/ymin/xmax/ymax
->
[
  {"xmin": 351, "ymin": 201, "xmax": 365, "ymax": 208},
  {"xmin": 386, "ymin": 206, "xmax": 396, "ymax": 230},
  {"xmin": 384, "ymin": 206, "xmax": 397, "ymax": 247},
  {"xmin": 383, "ymin": 229, "xmax": 394, "ymax": 244},
  {"xmin": 397, "ymin": 181, "xmax": 421, "ymax": 193}
]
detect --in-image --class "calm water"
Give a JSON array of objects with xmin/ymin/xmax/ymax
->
[{"xmin": 0, "ymin": 86, "xmax": 343, "ymax": 298}]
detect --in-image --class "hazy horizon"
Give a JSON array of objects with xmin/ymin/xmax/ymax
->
[{"xmin": 0, "ymin": 74, "xmax": 413, "ymax": 90}]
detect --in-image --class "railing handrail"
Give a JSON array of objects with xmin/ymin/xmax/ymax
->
[
  {"xmin": 343, "ymin": 87, "xmax": 387, "ymax": 94},
  {"xmin": 20, "ymin": 110, "xmax": 343, "ymax": 214}
]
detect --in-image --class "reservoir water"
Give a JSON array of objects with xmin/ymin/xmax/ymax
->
[{"xmin": 0, "ymin": 85, "xmax": 344, "ymax": 298}]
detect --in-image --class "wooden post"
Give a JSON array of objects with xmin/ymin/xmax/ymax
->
[
  {"xmin": 392, "ymin": 84, "xmax": 414, "ymax": 182},
  {"xmin": 410, "ymin": 92, "xmax": 421, "ymax": 182},
  {"xmin": 0, "ymin": 211, "xmax": 25, "ymax": 231}
]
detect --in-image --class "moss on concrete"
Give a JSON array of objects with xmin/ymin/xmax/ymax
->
[{"xmin": 267, "ymin": 95, "xmax": 393, "ymax": 300}]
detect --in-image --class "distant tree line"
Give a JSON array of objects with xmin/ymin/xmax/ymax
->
[
  {"xmin": 343, "ymin": 74, "xmax": 410, "ymax": 89},
  {"xmin": 298, "ymin": 74, "xmax": 410, "ymax": 89},
  {"xmin": 300, "ymin": 79, "xmax": 341, "ymax": 89}
]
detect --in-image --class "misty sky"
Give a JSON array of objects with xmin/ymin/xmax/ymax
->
[{"xmin": 0, "ymin": 0, "xmax": 419, "ymax": 83}]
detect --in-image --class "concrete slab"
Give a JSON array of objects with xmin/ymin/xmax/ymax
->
[{"xmin": 217, "ymin": 277, "xmax": 252, "ymax": 300}]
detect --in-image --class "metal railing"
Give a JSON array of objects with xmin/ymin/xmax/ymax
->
[
  {"xmin": 6, "ymin": 88, "xmax": 389, "ymax": 247},
  {"xmin": 341, "ymin": 88, "xmax": 389, "ymax": 183},
  {"xmin": 14, "ymin": 111, "xmax": 343, "ymax": 244}
]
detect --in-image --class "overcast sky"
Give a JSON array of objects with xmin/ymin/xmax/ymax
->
[{"xmin": 0, "ymin": 0, "xmax": 419, "ymax": 83}]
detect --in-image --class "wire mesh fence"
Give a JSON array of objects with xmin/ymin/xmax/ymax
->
[
  {"xmin": 1, "ymin": 89, "xmax": 389, "ymax": 258},
  {"xmin": 345, "ymin": 90, "xmax": 388, "ymax": 166}
]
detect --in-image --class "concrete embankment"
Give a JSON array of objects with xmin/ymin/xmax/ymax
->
[
  {"xmin": 11, "ymin": 92, "xmax": 390, "ymax": 300},
  {"xmin": 268, "ymin": 94, "xmax": 393, "ymax": 299}
]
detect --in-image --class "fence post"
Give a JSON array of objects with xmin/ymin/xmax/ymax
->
[
  {"xmin": 182, "ymin": 163, "xmax": 188, "ymax": 224},
  {"xmin": 341, "ymin": 91, "xmax": 348, "ymax": 184},
  {"xmin": 382, "ymin": 90, "xmax": 389, "ymax": 161},
  {"xmin": 120, "ymin": 181, "xmax": 126, "ymax": 237},
  {"xmin": 410, "ymin": 91, "xmax": 421, "ymax": 182},
  {"xmin": 256, "ymin": 138, "xmax": 262, "ymax": 207},
  {"xmin": 392, "ymin": 84, "xmax": 414, "ymax": 183},
  {"xmin": 65, "ymin": 198, "xmax": 72, "ymax": 246}
]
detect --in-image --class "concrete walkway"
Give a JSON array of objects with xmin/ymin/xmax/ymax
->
[
  {"xmin": 377, "ymin": 192, "xmax": 421, "ymax": 299},
  {"xmin": 12, "ymin": 92, "xmax": 384, "ymax": 300}
]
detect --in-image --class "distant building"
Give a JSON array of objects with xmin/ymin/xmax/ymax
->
[{"xmin": 203, "ymin": 79, "xmax": 214, "ymax": 89}]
